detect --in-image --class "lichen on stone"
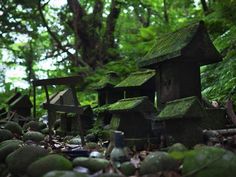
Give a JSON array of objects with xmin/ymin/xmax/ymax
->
[
  {"xmin": 157, "ymin": 96, "xmax": 205, "ymax": 120},
  {"xmin": 115, "ymin": 70, "xmax": 155, "ymax": 88}
]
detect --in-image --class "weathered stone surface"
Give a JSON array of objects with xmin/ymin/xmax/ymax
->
[
  {"xmin": 139, "ymin": 21, "xmax": 221, "ymax": 68},
  {"xmin": 73, "ymin": 157, "xmax": 109, "ymax": 172},
  {"xmin": 119, "ymin": 162, "xmax": 136, "ymax": 176},
  {"xmin": 3, "ymin": 121, "xmax": 22, "ymax": 135},
  {"xmin": 6, "ymin": 145, "xmax": 48, "ymax": 176},
  {"xmin": 68, "ymin": 137, "xmax": 81, "ymax": 145},
  {"xmin": 140, "ymin": 151, "xmax": 178, "ymax": 175},
  {"xmin": 41, "ymin": 127, "xmax": 50, "ymax": 134},
  {"xmin": 182, "ymin": 147, "xmax": 236, "ymax": 177},
  {"xmin": 27, "ymin": 154, "xmax": 73, "ymax": 177},
  {"xmin": 115, "ymin": 70, "xmax": 155, "ymax": 88},
  {"xmin": 23, "ymin": 131, "xmax": 45, "ymax": 143},
  {"xmin": 168, "ymin": 143, "xmax": 188, "ymax": 153},
  {"xmin": 0, "ymin": 129, "xmax": 13, "ymax": 142},
  {"xmin": 0, "ymin": 139, "xmax": 23, "ymax": 163},
  {"xmin": 42, "ymin": 170, "xmax": 88, "ymax": 177},
  {"xmin": 157, "ymin": 96, "xmax": 204, "ymax": 121},
  {"xmin": 23, "ymin": 121, "xmax": 45, "ymax": 131}
]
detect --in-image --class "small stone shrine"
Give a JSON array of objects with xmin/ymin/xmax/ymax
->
[
  {"xmin": 115, "ymin": 70, "xmax": 156, "ymax": 103},
  {"xmin": 95, "ymin": 72, "xmax": 123, "ymax": 106},
  {"xmin": 107, "ymin": 96, "xmax": 159, "ymax": 149},
  {"xmin": 156, "ymin": 96, "xmax": 205, "ymax": 147},
  {"xmin": 138, "ymin": 21, "xmax": 227, "ymax": 147},
  {"xmin": 139, "ymin": 21, "xmax": 222, "ymax": 108},
  {"xmin": 45, "ymin": 89, "xmax": 94, "ymax": 134},
  {"xmin": 33, "ymin": 76, "xmax": 86, "ymax": 144}
]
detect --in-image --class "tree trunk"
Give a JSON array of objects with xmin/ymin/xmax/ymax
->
[
  {"xmin": 201, "ymin": 0, "xmax": 209, "ymax": 15},
  {"xmin": 163, "ymin": 0, "xmax": 169, "ymax": 24}
]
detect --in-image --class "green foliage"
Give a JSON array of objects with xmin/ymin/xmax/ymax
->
[{"xmin": 201, "ymin": 25, "xmax": 236, "ymax": 104}]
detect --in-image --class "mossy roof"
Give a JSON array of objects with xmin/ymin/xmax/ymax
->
[
  {"xmin": 157, "ymin": 96, "xmax": 205, "ymax": 121},
  {"xmin": 139, "ymin": 21, "xmax": 221, "ymax": 68},
  {"xmin": 108, "ymin": 96, "xmax": 156, "ymax": 113},
  {"xmin": 115, "ymin": 70, "xmax": 155, "ymax": 88},
  {"xmin": 93, "ymin": 104, "xmax": 111, "ymax": 114},
  {"xmin": 94, "ymin": 72, "xmax": 120, "ymax": 90}
]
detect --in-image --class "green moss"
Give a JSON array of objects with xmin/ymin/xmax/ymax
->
[
  {"xmin": 23, "ymin": 131, "xmax": 45, "ymax": 143},
  {"xmin": 115, "ymin": 70, "xmax": 155, "ymax": 88},
  {"xmin": 73, "ymin": 157, "xmax": 109, "ymax": 172},
  {"xmin": 140, "ymin": 151, "xmax": 178, "ymax": 175},
  {"xmin": 108, "ymin": 96, "xmax": 147, "ymax": 112},
  {"xmin": 6, "ymin": 145, "xmax": 49, "ymax": 176},
  {"xmin": 182, "ymin": 147, "xmax": 236, "ymax": 177},
  {"xmin": 93, "ymin": 72, "xmax": 120, "ymax": 90},
  {"xmin": 168, "ymin": 143, "xmax": 188, "ymax": 153},
  {"xmin": 119, "ymin": 162, "xmax": 136, "ymax": 176},
  {"xmin": 27, "ymin": 154, "xmax": 73, "ymax": 177},
  {"xmin": 110, "ymin": 116, "xmax": 120, "ymax": 130},
  {"xmin": 157, "ymin": 96, "xmax": 205, "ymax": 120},
  {"xmin": 94, "ymin": 104, "xmax": 111, "ymax": 114},
  {"xmin": 139, "ymin": 22, "xmax": 200, "ymax": 67},
  {"xmin": 0, "ymin": 140, "xmax": 23, "ymax": 163},
  {"xmin": 3, "ymin": 121, "xmax": 23, "ymax": 135},
  {"xmin": 0, "ymin": 129, "xmax": 13, "ymax": 142}
]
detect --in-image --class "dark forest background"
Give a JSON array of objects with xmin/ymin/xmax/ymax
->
[{"xmin": 0, "ymin": 0, "xmax": 236, "ymax": 114}]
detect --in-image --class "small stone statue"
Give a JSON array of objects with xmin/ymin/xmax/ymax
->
[{"xmin": 110, "ymin": 131, "xmax": 128, "ymax": 167}]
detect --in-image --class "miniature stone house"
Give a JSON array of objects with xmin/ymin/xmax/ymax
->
[
  {"xmin": 96, "ymin": 72, "xmax": 123, "ymax": 106},
  {"xmin": 115, "ymin": 70, "xmax": 156, "ymax": 103},
  {"xmin": 139, "ymin": 21, "xmax": 222, "ymax": 108},
  {"xmin": 107, "ymin": 96, "xmax": 159, "ymax": 149},
  {"xmin": 156, "ymin": 96, "xmax": 205, "ymax": 147},
  {"xmin": 8, "ymin": 93, "xmax": 32, "ymax": 117},
  {"xmin": 45, "ymin": 89, "xmax": 94, "ymax": 134}
]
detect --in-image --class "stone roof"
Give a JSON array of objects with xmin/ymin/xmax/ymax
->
[
  {"xmin": 10, "ymin": 95, "xmax": 33, "ymax": 108},
  {"xmin": 108, "ymin": 96, "xmax": 157, "ymax": 113},
  {"xmin": 94, "ymin": 72, "xmax": 120, "ymax": 90},
  {"xmin": 115, "ymin": 70, "xmax": 155, "ymax": 89},
  {"xmin": 139, "ymin": 21, "xmax": 221, "ymax": 68},
  {"xmin": 6, "ymin": 92, "xmax": 21, "ymax": 105},
  {"xmin": 157, "ymin": 96, "xmax": 205, "ymax": 121}
]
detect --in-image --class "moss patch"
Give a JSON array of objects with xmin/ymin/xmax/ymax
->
[
  {"xmin": 108, "ymin": 96, "xmax": 147, "ymax": 112},
  {"xmin": 73, "ymin": 157, "xmax": 109, "ymax": 172},
  {"xmin": 157, "ymin": 96, "xmax": 205, "ymax": 120},
  {"xmin": 6, "ymin": 145, "xmax": 49, "ymax": 176},
  {"xmin": 93, "ymin": 72, "xmax": 120, "ymax": 90},
  {"xmin": 115, "ymin": 70, "xmax": 155, "ymax": 88},
  {"xmin": 0, "ymin": 140, "xmax": 23, "ymax": 163},
  {"xmin": 139, "ymin": 22, "xmax": 200, "ymax": 67},
  {"xmin": 3, "ymin": 121, "xmax": 23, "ymax": 135},
  {"xmin": 27, "ymin": 154, "xmax": 73, "ymax": 177},
  {"xmin": 23, "ymin": 131, "xmax": 45, "ymax": 143}
]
